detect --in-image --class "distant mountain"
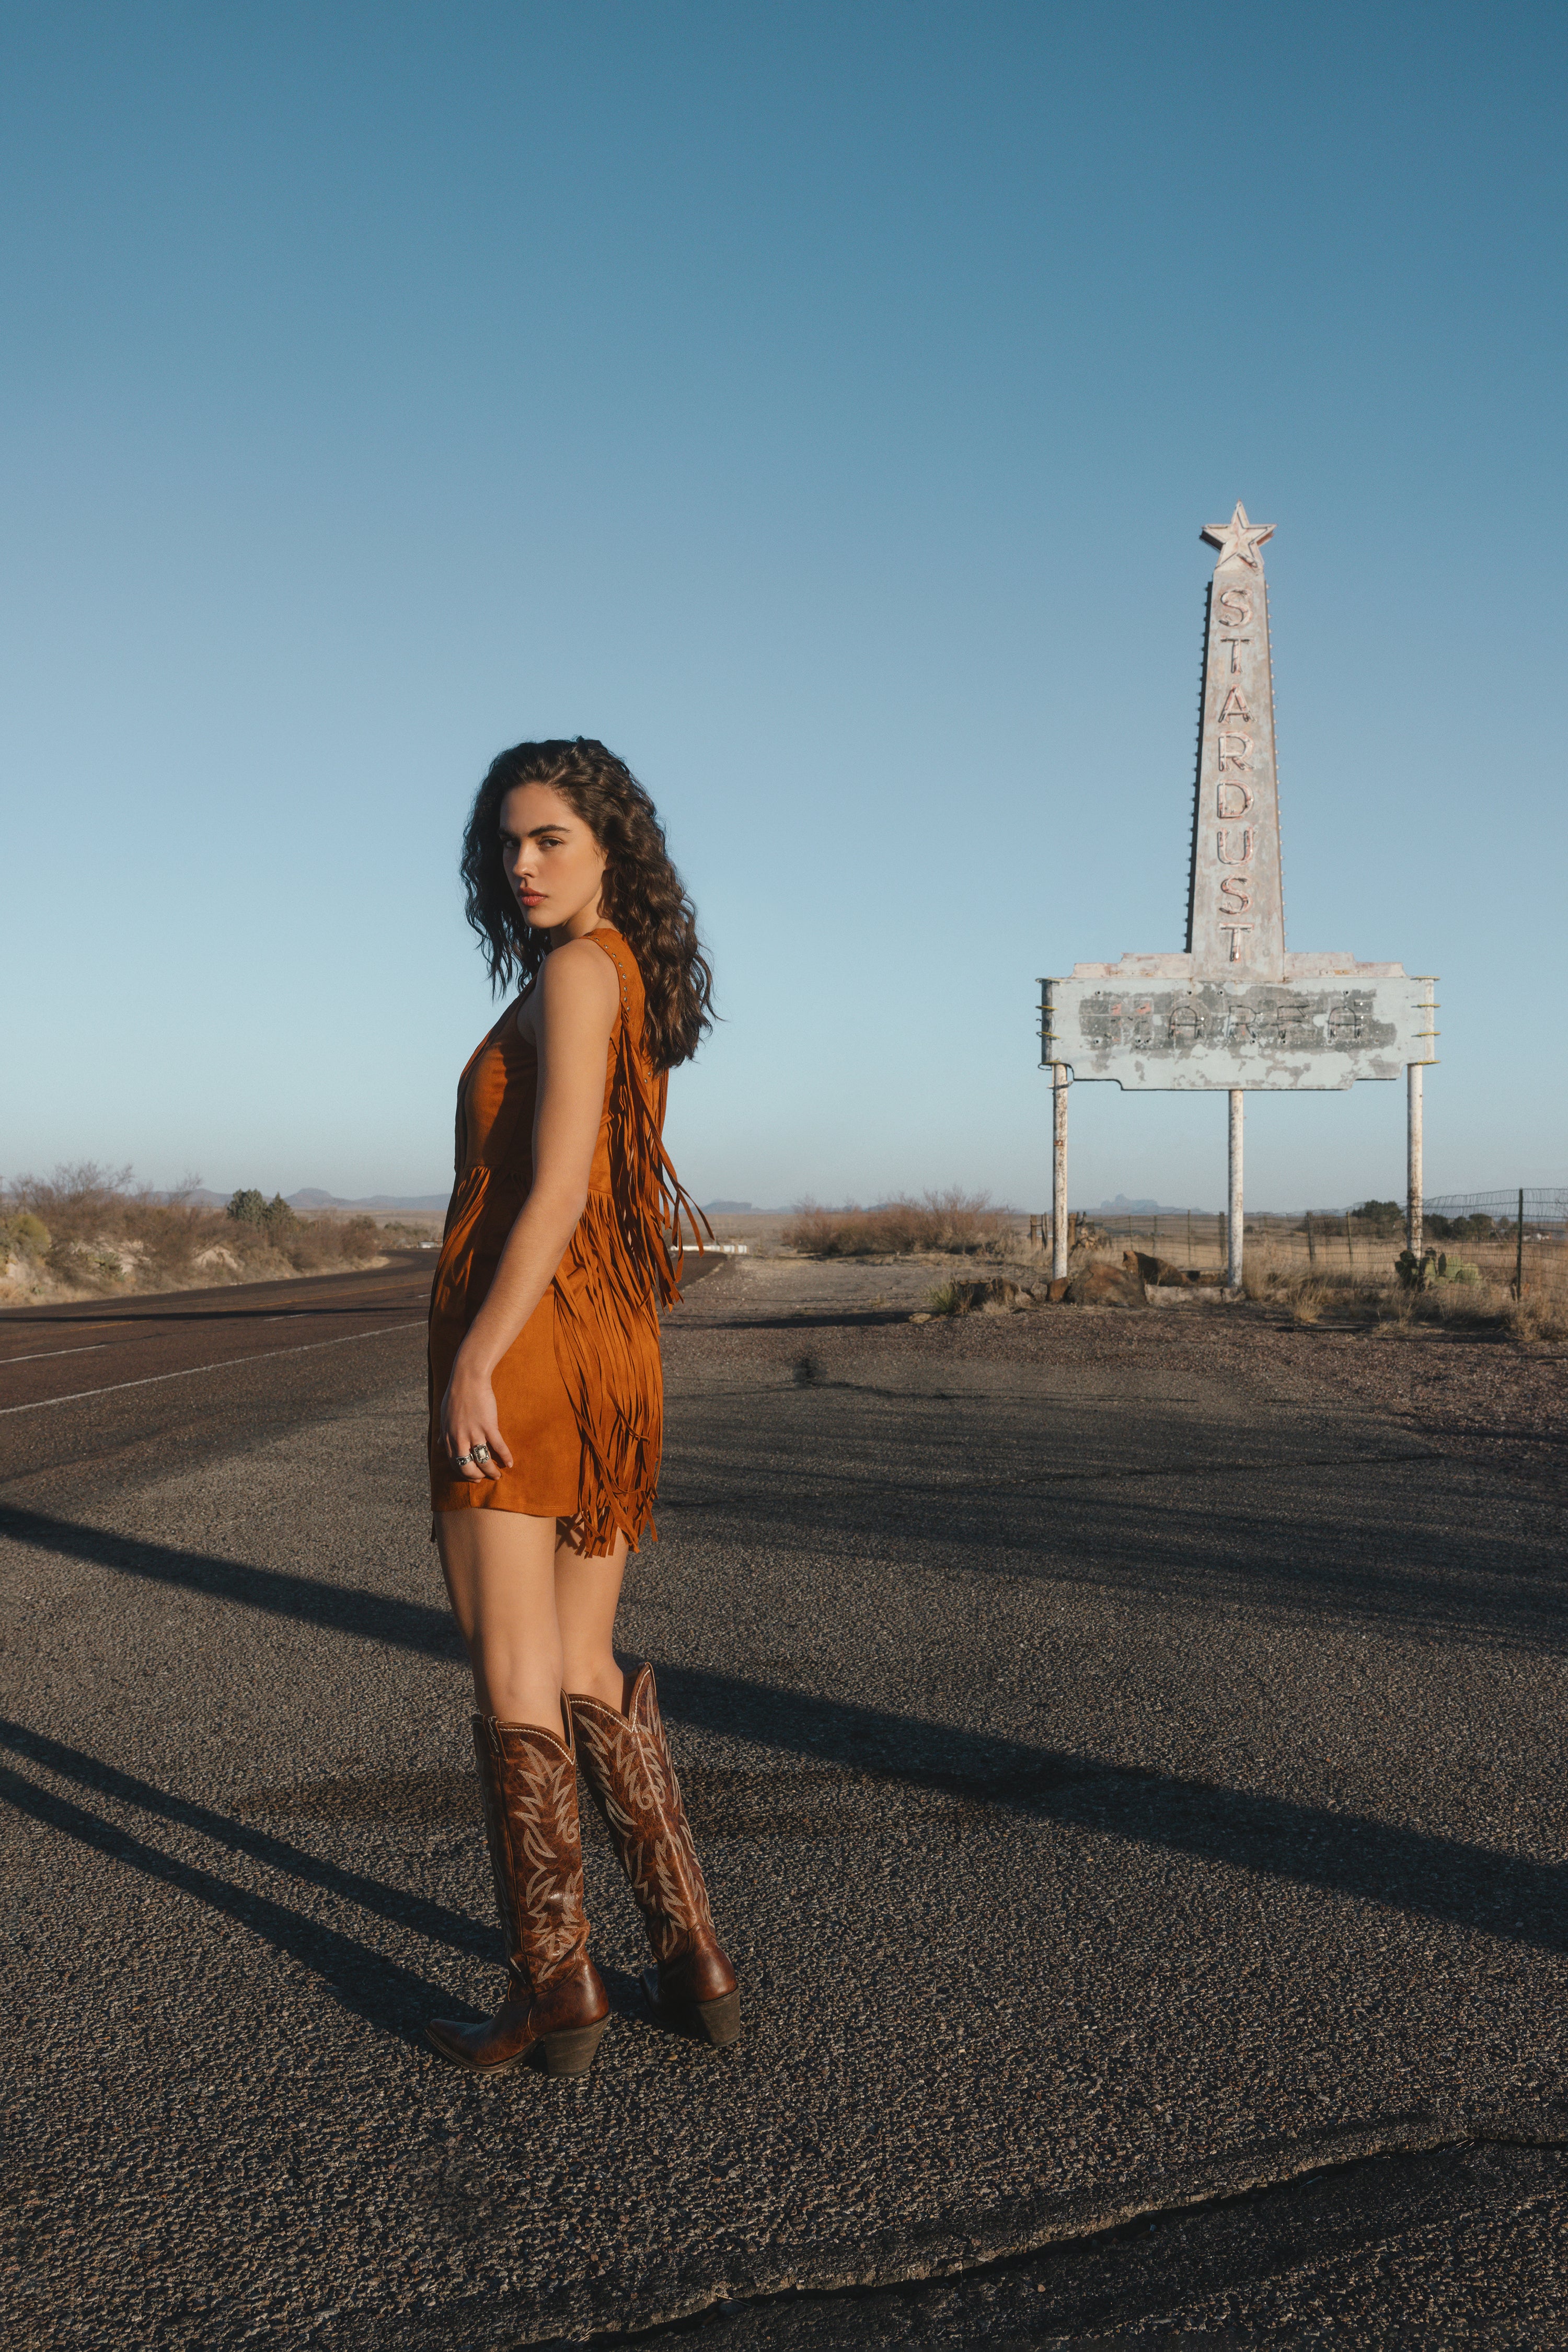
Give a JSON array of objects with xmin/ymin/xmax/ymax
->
[
  {"xmin": 287, "ymin": 1189, "xmax": 451, "ymax": 1213},
  {"xmin": 149, "ymin": 1185, "xmax": 451, "ymax": 1214},
  {"xmin": 702, "ymin": 1198, "xmax": 755, "ymax": 1213}
]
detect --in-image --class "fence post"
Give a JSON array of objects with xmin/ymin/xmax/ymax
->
[
  {"xmin": 1344, "ymin": 1212, "xmax": 1355, "ymax": 1275},
  {"xmin": 1305, "ymin": 1212, "xmax": 1316, "ymax": 1270},
  {"xmin": 1515, "ymin": 1186, "xmax": 1525, "ymax": 1299}
]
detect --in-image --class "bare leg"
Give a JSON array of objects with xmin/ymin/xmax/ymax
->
[
  {"xmin": 436, "ymin": 1508, "xmax": 564, "ymax": 1733},
  {"xmin": 557, "ymin": 1527, "xmax": 630, "ymax": 1710}
]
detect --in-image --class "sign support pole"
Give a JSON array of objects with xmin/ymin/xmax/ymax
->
[
  {"xmin": 1227, "ymin": 1089, "xmax": 1244, "ymax": 1290},
  {"xmin": 1406, "ymin": 1064, "xmax": 1423, "ymax": 1260},
  {"xmin": 1052, "ymin": 1066, "xmax": 1069, "ymax": 1279}
]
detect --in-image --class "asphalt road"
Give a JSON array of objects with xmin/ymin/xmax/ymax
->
[
  {"xmin": 0, "ymin": 1255, "xmax": 436, "ymax": 1485},
  {"xmin": 1, "ymin": 1254, "xmax": 1564, "ymax": 2347}
]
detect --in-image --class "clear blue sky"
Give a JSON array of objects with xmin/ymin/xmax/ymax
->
[{"xmin": 4, "ymin": 2, "xmax": 1563, "ymax": 1212}]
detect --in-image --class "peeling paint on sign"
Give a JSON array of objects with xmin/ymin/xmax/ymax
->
[{"xmin": 1039, "ymin": 505, "xmax": 1438, "ymax": 1093}]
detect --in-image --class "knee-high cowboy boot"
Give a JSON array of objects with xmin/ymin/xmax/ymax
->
[
  {"xmin": 427, "ymin": 1712, "xmax": 610, "ymax": 2077},
  {"xmin": 567, "ymin": 1662, "xmax": 740, "ymax": 2047}
]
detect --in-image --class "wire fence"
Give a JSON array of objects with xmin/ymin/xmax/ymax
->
[
  {"xmin": 1024, "ymin": 1201, "xmax": 1568, "ymax": 1287},
  {"xmin": 1424, "ymin": 1190, "xmax": 1568, "ymax": 1232}
]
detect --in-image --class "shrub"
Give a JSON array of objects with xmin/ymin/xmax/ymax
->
[
  {"xmin": 3, "ymin": 1165, "xmax": 383, "ymax": 1298},
  {"xmin": 336, "ymin": 1216, "xmax": 381, "ymax": 1264},
  {"xmin": 1353, "ymin": 1198, "xmax": 1405, "ymax": 1235},
  {"xmin": 229, "ymin": 1189, "xmax": 300, "ymax": 1236},
  {"xmin": 1425, "ymin": 1212, "xmax": 1496, "ymax": 1242},
  {"xmin": 1507, "ymin": 1283, "xmax": 1568, "ymax": 1344},
  {"xmin": 783, "ymin": 1188, "xmax": 1010, "ymax": 1259},
  {"xmin": 1287, "ymin": 1276, "xmax": 1328, "ymax": 1325},
  {"xmin": 0, "ymin": 1210, "xmax": 51, "ymax": 1258}
]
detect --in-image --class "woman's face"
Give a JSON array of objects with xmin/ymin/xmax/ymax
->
[{"xmin": 498, "ymin": 783, "xmax": 608, "ymax": 941}]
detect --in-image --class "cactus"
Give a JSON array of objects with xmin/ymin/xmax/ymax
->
[
  {"xmin": 1395, "ymin": 1247, "xmax": 1440, "ymax": 1290},
  {"xmin": 1397, "ymin": 1247, "xmax": 1481, "ymax": 1292},
  {"xmin": 0, "ymin": 1212, "xmax": 51, "ymax": 1259}
]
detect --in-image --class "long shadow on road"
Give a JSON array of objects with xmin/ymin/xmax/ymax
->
[
  {"xmin": 0, "ymin": 1716, "xmax": 490, "ymax": 1958},
  {"xmin": 1, "ymin": 1501, "xmax": 462, "ymax": 1654},
  {"xmin": 3, "ymin": 1504, "xmax": 1564, "ymax": 1959},
  {"xmin": 0, "ymin": 1761, "xmax": 455, "ymax": 2041},
  {"xmin": 0, "ymin": 1720, "xmax": 664, "ymax": 2049}
]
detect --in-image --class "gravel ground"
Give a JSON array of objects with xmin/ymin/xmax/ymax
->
[{"xmin": 1, "ymin": 1253, "xmax": 1564, "ymax": 2347}]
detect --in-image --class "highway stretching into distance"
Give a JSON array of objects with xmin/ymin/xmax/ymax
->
[
  {"xmin": 1, "ymin": 1250, "xmax": 1564, "ymax": 2348},
  {"xmin": 0, "ymin": 1256, "xmax": 436, "ymax": 1485}
]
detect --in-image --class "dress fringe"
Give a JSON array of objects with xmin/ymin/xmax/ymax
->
[{"xmin": 549, "ymin": 993, "xmax": 711, "ymax": 1558}]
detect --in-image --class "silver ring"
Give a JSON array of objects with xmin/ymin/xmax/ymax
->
[
  {"xmin": 453, "ymin": 1452, "xmax": 471, "ymax": 1468},
  {"xmin": 471, "ymin": 1444, "xmax": 491, "ymax": 1463}
]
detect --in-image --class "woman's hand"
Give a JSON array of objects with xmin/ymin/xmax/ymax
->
[{"xmin": 442, "ymin": 1345, "xmax": 516, "ymax": 1482}]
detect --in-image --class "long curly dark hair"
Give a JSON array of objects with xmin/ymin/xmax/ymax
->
[{"xmin": 459, "ymin": 738, "xmax": 713, "ymax": 1070}]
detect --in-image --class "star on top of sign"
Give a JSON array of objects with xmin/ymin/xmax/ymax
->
[{"xmin": 1201, "ymin": 501, "xmax": 1275, "ymax": 570}]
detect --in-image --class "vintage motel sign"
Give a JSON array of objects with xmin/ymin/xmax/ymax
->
[
  {"xmin": 1039, "ymin": 505, "xmax": 1437, "ymax": 1281},
  {"xmin": 1044, "ymin": 971, "xmax": 1433, "ymax": 1091}
]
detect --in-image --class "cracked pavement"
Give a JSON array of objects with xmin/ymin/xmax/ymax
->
[{"xmin": 1, "ymin": 1251, "xmax": 1564, "ymax": 2346}]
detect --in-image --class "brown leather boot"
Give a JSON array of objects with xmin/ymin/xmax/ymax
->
[
  {"xmin": 426, "ymin": 1712, "xmax": 610, "ymax": 2077},
  {"xmin": 568, "ymin": 1662, "xmax": 741, "ymax": 2047}
]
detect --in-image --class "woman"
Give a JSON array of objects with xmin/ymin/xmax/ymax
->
[{"xmin": 423, "ymin": 737, "xmax": 738, "ymax": 2078}]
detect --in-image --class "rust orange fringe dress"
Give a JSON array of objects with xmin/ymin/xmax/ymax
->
[{"xmin": 427, "ymin": 927, "xmax": 701, "ymax": 1557}]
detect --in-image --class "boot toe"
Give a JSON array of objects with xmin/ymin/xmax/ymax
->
[
  {"xmin": 425, "ymin": 2005, "xmax": 538, "ymax": 2073},
  {"xmin": 425, "ymin": 2015, "xmax": 488, "ymax": 2068}
]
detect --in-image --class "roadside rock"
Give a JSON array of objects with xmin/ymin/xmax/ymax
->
[
  {"xmin": 1123, "ymin": 1249, "xmax": 1225, "ymax": 1290},
  {"xmin": 943, "ymin": 1276, "xmax": 1036, "ymax": 1316},
  {"xmin": 1126, "ymin": 1248, "xmax": 1186, "ymax": 1288},
  {"xmin": 1061, "ymin": 1258, "xmax": 1147, "ymax": 1308}
]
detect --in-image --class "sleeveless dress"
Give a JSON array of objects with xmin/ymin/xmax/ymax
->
[{"xmin": 426, "ymin": 928, "xmax": 702, "ymax": 1557}]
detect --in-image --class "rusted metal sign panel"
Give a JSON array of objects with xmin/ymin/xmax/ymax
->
[
  {"xmin": 1039, "ymin": 504, "xmax": 1437, "ymax": 1092},
  {"xmin": 1042, "ymin": 973, "xmax": 1435, "ymax": 1090}
]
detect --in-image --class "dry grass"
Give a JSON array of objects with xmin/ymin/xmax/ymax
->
[
  {"xmin": 1285, "ymin": 1276, "xmax": 1330, "ymax": 1326},
  {"xmin": 1232, "ymin": 1246, "xmax": 1568, "ymax": 1344},
  {"xmin": 1503, "ymin": 1282, "xmax": 1568, "ymax": 1343},
  {"xmin": 1, "ymin": 1163, "xmax": 386, "ymax": 1302},
  {"xmin": 782, "ymin": 1188, "xmax": 1013, "ymax": 1260}
]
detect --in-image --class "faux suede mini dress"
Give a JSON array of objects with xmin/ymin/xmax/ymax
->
[{"xmin": 426, "ymin": 928, "xmax": 700, "ymax": 1557}]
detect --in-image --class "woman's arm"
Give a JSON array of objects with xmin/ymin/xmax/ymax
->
[{"xmin": 442, "ymin": 937, "xmax": 619, "ymax": 1481}]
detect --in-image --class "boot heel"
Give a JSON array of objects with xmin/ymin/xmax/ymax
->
[
  {"xmin": 695, "ymin": 1988, "xmax": 742, "ymax": 2048},
  {"xmin": 541, "ymin": 2019, "xmax": 608, "ymax": 2077}
]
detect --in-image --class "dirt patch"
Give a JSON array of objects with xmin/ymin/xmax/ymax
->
[{"xmin": 673, "ymin": 1251, "xmax": 1568, "ymax": 1505}]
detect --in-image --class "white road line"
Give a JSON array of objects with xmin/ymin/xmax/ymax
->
[
  {"xmin": 0, "ymin": 1343, "xmax": 110, "ymax": 1366},
  {"xmin": 0, "ymin": 1321, "xmax": 425, "ymax": 1416}
]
